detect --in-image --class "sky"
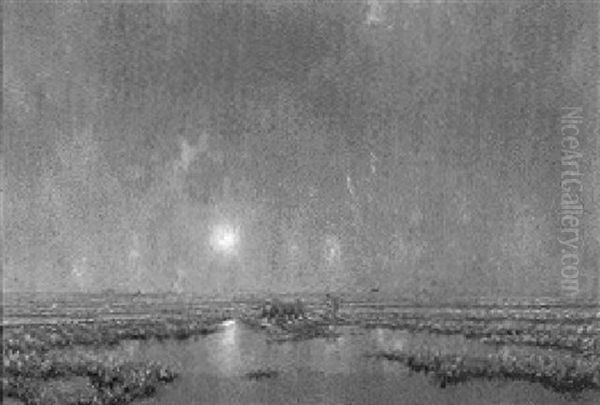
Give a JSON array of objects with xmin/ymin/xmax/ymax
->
[{"xmin": 4, "ymin": 0, "xmax": 599, "ymax": 299}]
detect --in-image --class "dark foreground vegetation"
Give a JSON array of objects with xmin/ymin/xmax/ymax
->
[
  {"xmin": 372, "ymin": 349, "xmax": 600, "ymax": 393},
  {"xmin": 353, "ymin": 304, "xmax": 600, "ymax": 394},
  {"xmin": 3, "ymin": 360, "xmax": 177, "ymax": 405},
  {"xmin": 2, "ymin": 313, "xmax": 228, "ymax": 405}
]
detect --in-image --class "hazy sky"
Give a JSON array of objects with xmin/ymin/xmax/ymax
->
[{"xmin": 4, "ymin": 1, "xmax": 599, "ymax": 298}]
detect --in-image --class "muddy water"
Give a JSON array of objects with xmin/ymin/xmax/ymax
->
[{"xmin": 125, "ymin": 320, "xmax": 596, "ymax": 405}]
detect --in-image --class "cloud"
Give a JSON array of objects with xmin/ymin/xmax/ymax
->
[{"xmin": 176, "ymin": 131, "xmax": 209, "ymax": 172}]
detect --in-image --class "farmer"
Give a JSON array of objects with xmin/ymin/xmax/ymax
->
[
  {"xmin": 261, "ymin": 298, "xmax": 305, "ymax": 322},
  {"xmin": 325, "ymin": 293, "xmax": 340, "ymax": 319}
]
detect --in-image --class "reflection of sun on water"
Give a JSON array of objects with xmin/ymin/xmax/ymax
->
[{"xmin": 210, "ymin": 320, "xmax": 242, "ymax": 375}]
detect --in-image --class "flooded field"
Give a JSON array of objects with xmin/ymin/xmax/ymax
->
[
  {"xmin": 2, "ymin": 294, "xmax": 599, "ymax": 404},
  {"xmin": 129, "ymin": 320, "xmax": 597, "ymax": 405}
]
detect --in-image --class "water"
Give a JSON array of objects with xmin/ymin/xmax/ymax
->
[{"xmin": 119, "ymin": 320, "xmax": 597, "ymax": 405}]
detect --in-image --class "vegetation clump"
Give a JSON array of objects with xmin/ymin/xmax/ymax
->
[
  {"xmin": 243, "ymin": 368, "xmax": 279, "ymax": 380},
  {"xmin": 4, "ymin": 315, "xmax": 225, "ymax": 354},
  {"xmin": 3, "ymin": 357, "xmax": 177, "ymax": 405},
  {"xmin": 372, "ymin": 348, "xmax": 600, "ymax": 393},
  {"xmin": 356, "ymin": 306, "xmax": 600, "ymax": 356},
  {"xmin": 3, "ymin": 312, "xmax": 227, "ymax": 404},
  {"xmin": 239, "ymin": 298, "xmax": 341, "ymax": 342}
]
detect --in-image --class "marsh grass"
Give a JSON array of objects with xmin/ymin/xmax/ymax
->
[{"xmin": 3, "ymin": 314, "xmax": 226, "ymax": 405}]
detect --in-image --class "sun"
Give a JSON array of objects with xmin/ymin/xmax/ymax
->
[{"xmin": 210, "ymin": 224, "xmax": 240, "ymax": 255}]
